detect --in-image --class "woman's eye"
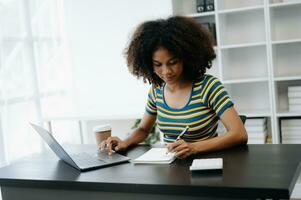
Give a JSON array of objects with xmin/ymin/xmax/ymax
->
[{"xmin": 169, "ymin": 60, "xmax": 178, "ymax": 65}]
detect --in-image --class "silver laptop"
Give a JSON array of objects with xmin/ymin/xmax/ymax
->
[{"xmin": 30, "ymin": 123, "xmax": 130, "ymax": 172}]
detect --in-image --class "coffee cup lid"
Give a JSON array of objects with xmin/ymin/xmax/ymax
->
[{"xmin": 93, "ymin": 124, "xmax": 111, "ymax": 132}]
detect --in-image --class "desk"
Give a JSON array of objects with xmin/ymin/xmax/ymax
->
[{"xmin": 0, "ymin": 144, "xmax": 300, "ymax": 200}]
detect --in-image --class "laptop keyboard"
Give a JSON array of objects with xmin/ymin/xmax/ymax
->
[
  {"xmin": 71, "ymin": 151, "xmax": 129, "ymax": 167},
  {"xmin": 71, "ymin": 152, "xmax": 106, "ymax": 167},
  {"xmin": 97, "ymin": 149, "xmax": 129, "ymax": 162}
]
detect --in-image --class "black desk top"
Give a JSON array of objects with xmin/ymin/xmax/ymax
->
[{"xmin": 0, "ymin": 144, "xmax": 300, "ymax": 199}]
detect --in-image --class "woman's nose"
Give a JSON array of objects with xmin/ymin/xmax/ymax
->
[{"xmin": 162, "ymin": 65, "xmax": 172, "ymax": 75}]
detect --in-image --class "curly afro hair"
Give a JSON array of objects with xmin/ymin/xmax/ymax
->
[{"xmin": 124, "ymin": 16, "xmax": 216, "ymax": 87}]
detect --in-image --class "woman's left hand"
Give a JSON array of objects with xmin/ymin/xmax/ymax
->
[{"xmin": 166, "ymin": 140, "xmax": 197, "ymax": 159}]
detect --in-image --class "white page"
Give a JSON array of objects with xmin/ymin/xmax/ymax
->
[{"xmin": 133, "ymin": 148, "xmax": 176, "ymax": 164}]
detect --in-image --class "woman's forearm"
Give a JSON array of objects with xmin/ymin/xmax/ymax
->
[
  {"xmin": 191, "ymin": 130, "xmax": 248, "ymax": 154},
  {"xmin": 124, "ymin": 127, "xmax": 150, "ymax": 148}
]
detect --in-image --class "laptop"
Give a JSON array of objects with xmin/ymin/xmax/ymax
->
[{"xmin": 30, "ymin": 123, "xmax": 130, "ymax": 172}]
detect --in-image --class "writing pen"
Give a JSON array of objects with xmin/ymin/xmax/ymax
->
[
  {"xmin": 166, "ymin": 126, "xmax": 189, "ymax": 155},
  {"xmin": 176, "ymin": 126, "xmax": 189, "ymax": 141}
]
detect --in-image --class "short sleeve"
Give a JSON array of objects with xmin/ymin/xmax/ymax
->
[
  {"xmin": 206, "ymin": 77, "xmax": 234, "ymax": 117},
  {"xmin": 145, "ymin": 87, "xmax": 157, "ymax": 115}
]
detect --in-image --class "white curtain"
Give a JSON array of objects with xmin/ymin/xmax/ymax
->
[{"xmin": 0, "ymin": 0, "xmax": 76, "ymax": 167}]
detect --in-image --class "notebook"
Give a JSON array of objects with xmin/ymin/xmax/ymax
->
[
  {"xmin": 132, "ymin": 148, "xmax": 176, "ymax": 164},
  {"xmin": 190, "ymin": 158, "xmax": 223, "ymax": 171}
]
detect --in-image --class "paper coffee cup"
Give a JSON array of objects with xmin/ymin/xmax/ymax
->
[{"xmin": 93, "ymin": 124, "xmax": 111, "ymax": 146}]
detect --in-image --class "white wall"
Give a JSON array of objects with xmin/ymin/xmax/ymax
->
[{"xmin": 63, "ymin": 0, "xmax": 172, "ymax": 118}]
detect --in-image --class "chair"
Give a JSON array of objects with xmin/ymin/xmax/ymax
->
[{"xmin": 240, "ymin": 115, "xmax": 247, "ymax": 124}]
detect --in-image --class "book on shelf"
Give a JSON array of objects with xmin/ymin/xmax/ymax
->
[
  {"xmin": 288, "ymin": 97, "xmax": 301, "ymax": 105},
  {"xmin": 196, "ymin": 0, "xmax": 215, "ymax": 13},
  {"xmin": 245, "ymin": 118, "xmax": 267, "ymax": 144},
  {"xmin": 288, "ymin": 86, "xmax": 301, "ymax": 92},
  {"xmin": 245, "ymin": 118, "xmax": 266, "ymax": 127},
  {"xmin": 281, "ymin": 119, "xmax": 301, "ymax": 126},
  {"xmin": 281, "ymin": 126, "xmax": 301, "ymax": 131},
  {"xmin": 248, "ymin": 132, "xmax": 267, "ymax": 136},
  {"xmin": 132, "ymin": 148, "xmax": 176, "ymax": 164},
  {"xmin": 282, "ymin": 136, "xmax": 301, "ymax": 141},
  {"xmin": 281, "ymin": 131, "xmax": 301, "ymax": 137},
  {"xmin": 247, "ymin": 139, "xmax": 266, "ymax": 144},
  {"xmin": 245, "ymin": 126, "xmax": 266, "ymax": 132},
  {"xmin": 289, "ymin": 104, "xmax": 301, "ymax": 111},
  {"xmin": 248, "ymin": 131, "xmax": 267, "ymax": 142},
  {"xmin": 288, "ymin": 91, "xmax": 301, "ymax": 98},
  {"xmin": 282, "ymin": 139, "xmax": 301, "ymax": 144},
  {"xmin": 248, "ymin": 133, "xmax": 267, "ymax": 143},
  {"xmin": 196, "ymin": 0, "xmax": 206, "ymax": 13}
]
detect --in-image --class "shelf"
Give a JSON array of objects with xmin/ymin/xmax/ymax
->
[
  {"xmin": 221, "ymin": 45, "xmax": 268, "ymax": 80},
  {"xmin": 218, "ymin": 5, "xmax": 264, "ymax": 14},
  {"xmin": 187, "ymin": 11, "xmax": 215, "ymax": 18},
  {"xmin": 277, "ymin": 111, "xmax": 301, "ymax": 117},
  {"xmin": 172, "ymin": 0, "xmax": 301, "ymax": 145},
  {"xmin": 218, "ymin": 9, "xmax": 266, "ymax": 46},
  {"xmin": 172, "ymin": 0, "xmax": 215, "ymax": 16},
  {"xmin": 275, "ymin": 80, "xmax": 301, "ymax": 113},
  {"xmin": 272, "ymin": 38, "xmax": 301, "ymax": 45},
  {"xmin": 238, "ymin": 110, "xmax": 271, "ymax": 118},
  {"xmin": 217, "ymin": 0, "xmax": 264, "ymax": 11},
  {"xmin": 269, "ymin": 1, "xmax": 301, "ymax": 8},
  {"xmin": 225, "ymin": 82, "xmax": 271, "ymax": 114},
  {"xmin": 269, "ymin": 3, "xmax": 301, "ymax": 41},
  {"xmin": 272, "ymin": 42, "xmax": 301, "ymax": 77},
  {"xmin": 274, "ymin": 76, "xmax": 301, "ymax": 81},
  {"xmin": 220, "ymin": 42, "xmax": 266, "ymax": 49},
  {"xmin": 223, "ymin": 77, "xmax": 268, "ymax": 84}
]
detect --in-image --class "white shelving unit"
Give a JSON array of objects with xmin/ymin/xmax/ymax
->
[{"xmin": 172, "ymin": 0, "xmax": 301, "ymax": 144}]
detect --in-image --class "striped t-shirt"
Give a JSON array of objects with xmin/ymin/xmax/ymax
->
[{"xmin": 146, "ymin": 74, "xmax": 234, "ymax": 143}]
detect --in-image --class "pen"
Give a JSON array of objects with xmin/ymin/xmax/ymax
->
[
  {"xmin": 166, "ymin": 126, "xmax": 189, "ymax": 155},
  {"xmin": 176, "ymin": 126, "xmax": 189, "ymax": 141}
]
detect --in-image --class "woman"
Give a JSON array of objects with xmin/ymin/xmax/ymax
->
[{"xmin": 101, "ymin": 16, "xmax": 247, "ymax": 159}]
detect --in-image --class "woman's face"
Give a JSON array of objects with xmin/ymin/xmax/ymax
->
[{"xmin": 152, "ymin": 47, "xmax": 184, "ymax": 85}]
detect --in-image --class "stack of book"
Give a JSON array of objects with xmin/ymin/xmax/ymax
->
[
  {"xmin": 245, "ymin": 118, "xmax": 267, "ymax": 144},
  {"xmin": 281, "ymin": 119, "xmax": 301, "ymax": 144},
  {"xmin": 288, "ymin": 86, "xmax": 301, "ymax": 111},
  {"xmin": 218, "ymin": 118, "xmax": 267, "ymax": 144}
]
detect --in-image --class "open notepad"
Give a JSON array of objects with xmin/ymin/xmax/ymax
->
[{"xmin": 132, "ymin": 148, "xmax": 176, "ymax": 164}]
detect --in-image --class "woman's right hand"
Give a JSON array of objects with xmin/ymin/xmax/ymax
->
[{"xmin": 100, "ymin": 136, "xmax": 129, "ymax": 155}]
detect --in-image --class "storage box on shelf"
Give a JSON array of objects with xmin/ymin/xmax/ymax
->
[
  {"xmin": 245, "ymin": 118, "xmax": 267, "ymax": 144},
  {"xmin": 172, "ymin": 0, "xmax": 301, "ymax": 144},
  {"xmin": 281, "ymin": 118, "xmax": 301, "ymax": 144},
  {"xmin": 275, "ymin": 80, "xmax": 301, "ymax": 115},
  {"xmin": 217, "ymin": 117, "xmax": 272, "ymax": 144},
  {"xmin": 288, "ymin": 86, "xmax": 301, "ymax": 111}
]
